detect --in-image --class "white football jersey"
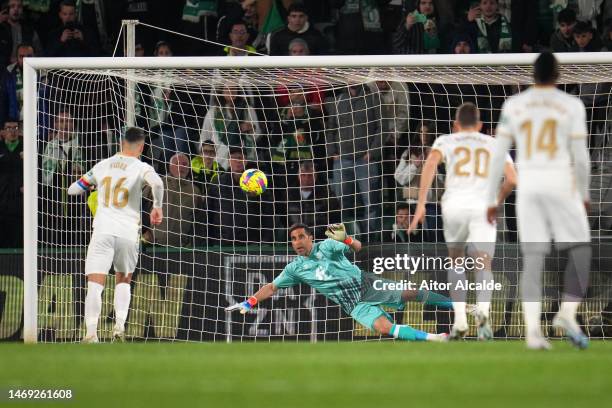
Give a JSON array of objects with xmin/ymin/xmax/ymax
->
[
  {"xmin": 432, "ymin": 131, "xmax": 509, "ymax": 207},
  {"xmin": 82, "ymin": 154, "xmax": 158, "ymax": 242},
  {"xmin": 496, "ymin": 86, "xmax": 588, "ymax": 194}
]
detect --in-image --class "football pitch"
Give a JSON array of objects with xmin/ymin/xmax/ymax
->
[{"xmin": 1, "ymin": 341, "xmax": 611, "ymax": 408}]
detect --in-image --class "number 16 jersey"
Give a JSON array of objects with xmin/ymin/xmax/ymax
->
[{"xmin": 81, "ymin": 154, "xmax": 157, "ymax": 242}]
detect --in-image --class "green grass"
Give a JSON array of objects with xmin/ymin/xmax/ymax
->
[{"xmin": 0, "ymin": 341, "xmax": 611, "ymax": 408}]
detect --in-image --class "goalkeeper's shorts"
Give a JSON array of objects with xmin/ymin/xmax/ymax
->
[
  {"xmin": 351, "ymin": 281, "xmax": 404, "ymax": 330},
  {"xmin": 85, "ymin": 233, "xmax": 139, "ymax": 275}
]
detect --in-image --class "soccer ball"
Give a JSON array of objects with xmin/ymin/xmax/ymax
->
[{"xmin": 239, "ymin": 169, "xmax": 268, "ymax": 195}]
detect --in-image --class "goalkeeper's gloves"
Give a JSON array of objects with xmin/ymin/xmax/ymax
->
[
  {"xmin": 225, "ymin": 296, "xmax": 257, "ymax": 314},
  {"xmin": 325, "ymin": 223, "xmax": 353, "ymax": 245}
]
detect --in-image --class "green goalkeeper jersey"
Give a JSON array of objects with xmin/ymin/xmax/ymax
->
[{"xmin": 272, "ymin": 239, "xmax": 362, "ymax": 313}]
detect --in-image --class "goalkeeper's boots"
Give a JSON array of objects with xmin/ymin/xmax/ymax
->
[
  {"xmin": 449, "ymin": 321, "xmax": 469, "ymax": 340},
  {"xmin": 474, "ymin": 310, "xmax": 493, "ymax": 341},
  {"xmin": 82, "ymin": 334, "xmax": 99, "ymax": 344},
  {"xmin": 526, "ymin": 333, "xmax": 552, "ymax": 350},
  {"xmin": 112, "ymin": 328, "xmax": 126, "ymax": 343},
  {"xmin": 552, "ymin": 314, "xmax": 589, "ymax": 350}
]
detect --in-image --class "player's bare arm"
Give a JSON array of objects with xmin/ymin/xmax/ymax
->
[
  {"xmin": 486, "ymin": 133, "xmax": 514, "ymax": 225},
  {"xmin": 144, "ymin": 170, "xmax": 165, "ymax": 226},
  {"xmin": 488, "ymin": 161, "xmax": 518, "ymax": 224}
]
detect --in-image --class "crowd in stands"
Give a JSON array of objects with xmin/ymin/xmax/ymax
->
[{"xmin": 1, "ymin": 0, "xmax": 611, "ymax": 249}]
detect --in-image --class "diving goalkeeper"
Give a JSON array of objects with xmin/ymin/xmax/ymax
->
[{"xmin": 226, "ymin": 223, "xmax": 452, "ymax": 342}]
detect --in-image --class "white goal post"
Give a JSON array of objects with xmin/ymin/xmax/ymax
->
[{"xmin": 22, "ymin": 53, "xmax": 612, "ymax": 343}]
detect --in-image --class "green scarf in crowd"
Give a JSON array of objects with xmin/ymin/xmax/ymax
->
[
  {"xmin": 476, "ymin": 15, "xmax": 512, "ymax": 53},
  {"xmin": 340, "ymin": 0, "xmax": 382, "ymax": 32}
]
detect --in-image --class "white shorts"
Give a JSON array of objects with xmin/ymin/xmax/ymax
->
[
  {"xmin": 84, "ymin": 233, "xmax": 139, "ymax": 275},
  {"xmin": 517, "ymin": 190, "xmax": 590, "ymax": 253},
  {"xmin": 442, "ymin": 204, "xmax": 496, "ymax": 256}
]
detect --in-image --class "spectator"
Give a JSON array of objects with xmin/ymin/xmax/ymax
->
[
  {"xmin": 329, "ymin": 84, "xmax": 382, "ymax": 242},
  {"xmin": 0, "ymin": 120, "xmax": 22, "ymax": 247},
  {"xmin": 288, "ymin": 37, "xmax": 309, "ymax": 55},
  {"xmin": 387, "ymin": 203, "xmax": 433, "ymax": 243},
  {"xmin": 223, "ymin": 21, "xmax": 256, "ymax": 56},
  {"xmin": 571, "ymin": 20, "xmax": 602, "ymax": 51},
  {"xmin": 450, "ymin": 31, "xmax": 475, "ymax": 53},
  {"xmin": 573, "ymin": 0, "xmax": 604, "ymax": 30},
  {"xmin": 269, "ymin": 92, "xmax": 324, "ymax": 175},
  {"xmin": 0, "ymin": 43, "xmax": 32, "ymax": 127},
  {"xmin": 135, "ymin": 41, "xmax": 192, "ymax": 171},
  {"xmin": 333, "ymin": 0, "xmax": 387, "ymax": 55},
  {"xmin": 199, "ymin": 85, "xmax": 262, "ymax": 170},
  {"xmin": 42, "ymin": 110, "xmax": 82, "ymax": 186},
  {"xmin": 268, "ymin": 2, "xmax": 327, "ymax": 55},
  {"xmin": 143, "ymin": 153, "xmax": 203, "ymax": 247},
  {"xmin": 46, "ymin": 0, "xmax": 99, "ymax": 57},
  {"xmin": 191, "ymin": 140, "xmax": 221, "ymax": 247},
  {"xmin": 394, "ymin": 121, "xmax": 443, "ymax": 206},
  {"xmin": 0, "ymin": 0, "xmax": 41, "ymax": 65},
  {"xmin": 217, "ymin": 0, "xmax": 259, "ymax": 46},
  {"xmin": 192, "ymin": 140, "xmax": 220, "ymax": 185},
  {"xmin": 216, "ymin": 147, "xmax": 274, "ymax": 245},
  {"xmin": 286, "ymin": 161, "xmax": 341, "ymax": 240},
  {"xmin": 41, "ymin": 110, "xmax": 83, "ymax": 246},
  {"xmin": 393, "ymin": 0, "xmax": 441, "ymax": 54},
  {"xmin": 550, "ymin": 8, "xmax": 577, "ymax": 52},
  {"xmin": 368, "ymin": 80, "xmax": 409, "ymax": 200},
  {"xmin": 154, "ymin": 40, "xmax": 172, "ymax": 57},
  {"xmin": 465, "ymin": 0, "xmax": 512, "ymax": 53}
]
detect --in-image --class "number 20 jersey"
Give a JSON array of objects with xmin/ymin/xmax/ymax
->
[
  {"xmin": 82, "ymin": 154, "xmax": 157, "ymax": 242},
  {"xmin": 432, "ymin": 131, "xmax": 505, "ymax": 209}
]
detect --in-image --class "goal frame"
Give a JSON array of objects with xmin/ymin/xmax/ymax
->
[{"xmin": 23, "ymin": 52, "xmax": 612, "ymax": 343}]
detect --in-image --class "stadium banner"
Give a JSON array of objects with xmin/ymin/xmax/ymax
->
[{"xmin": 1, "ymin": 243, "xmax": 611, "ymax": 341}]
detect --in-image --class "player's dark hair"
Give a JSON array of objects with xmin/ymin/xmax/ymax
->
[
  {"xmin": 396, "ymin": 203, "xmax": 411, "ymax": 213},
  {"xmin": 455, "ymin": 102, "xmax": 480, "ymax": 127},
  {"xmin": 299, "ymin": 160, "xmax": 315, "ymax": 171},
  {"xmin": 558, "ymin": 8, "xmax": 576, "ymax": 24},
  {"xmin": 201, "ymin": 139, "xmax": 216, "ymax": 151},
  {"xmin": 59, "ymin": 0, "xmax": 76, "ymax": 9},
  {"xmin": 124, "ymin": 127, "xmax": 145, "ymax": 144},
  {"xmin": 289, "ymin": 223, "xmax": 313, "ymax": 238},
  {"xmin": 533, "ymin": 51, "xmax": 559, "ymax": 85},
  {"xmin": 288, "ymin": 2, "xmax": 307, "ymax": 15},
  {"xmin": 228, "ymin": 146, "xmax": 245, "ymax": 157},
  {"xmin": 573, "ymin": 21, "xmax": 592, "ymax": 35}
]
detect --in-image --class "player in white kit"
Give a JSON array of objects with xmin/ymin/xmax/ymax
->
[
  {"xmin": 409, "ymin": 103, "xmax": 517, "ymax": 340},
  {"xmin": 487, "ymin": 52, "xmax": 591, "ymax": 350},
  {"xmin": 67, "ymin": 127, "xmax": 164, "ymax": 343}
]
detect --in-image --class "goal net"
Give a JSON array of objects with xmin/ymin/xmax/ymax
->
[{"xmin": 20, "ymin": 54, "xmax": 612, "ymax": 343}]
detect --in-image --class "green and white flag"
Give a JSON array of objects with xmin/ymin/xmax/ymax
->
[{"xmin": 183, "ymin": 0, "xmax": 218, "ymax": 23}]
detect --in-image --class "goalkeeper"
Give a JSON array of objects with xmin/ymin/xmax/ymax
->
[{"xmin": 226, "ymin": 223, "xmax": 452, "ymax": 341}]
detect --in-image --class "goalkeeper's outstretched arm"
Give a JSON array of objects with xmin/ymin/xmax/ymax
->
[{"xmin": 225, "ymin": 283, "xmax": 278, "ymax": 314}]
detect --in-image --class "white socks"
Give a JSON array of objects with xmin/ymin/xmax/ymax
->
[
  {"xmin": 454, "ymin": 302, "xmax": 467, "ymax": 328},
  {"xmin": 558, "ymin": 301, "xmax": 579, "ymax": 320},
  {"xmin": 85, "ymin": 281, "xmax": 104, "ymax": 337},
  {"xmin": 522, "ymin": 301, "xmax": 542, "ymax": 337},
  {"xmin": 114, "ymin": 283, "xmax": 131, "ymax": 332}
]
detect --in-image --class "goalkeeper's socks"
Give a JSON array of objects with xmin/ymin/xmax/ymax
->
[
  {"xmin": 114, "ymin": 283, "xmax": 131, "ymax": 331},
  {"xmin": 85, "ymin": 281, "xmax": 104, "ymax": 337},
  {"xmin": 416, "ymin": 290, "xmax": 453, "ymax": 309},
  {"xmin": 390, "ymin": 324, "xmax": 428, "ymax": 341}
]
